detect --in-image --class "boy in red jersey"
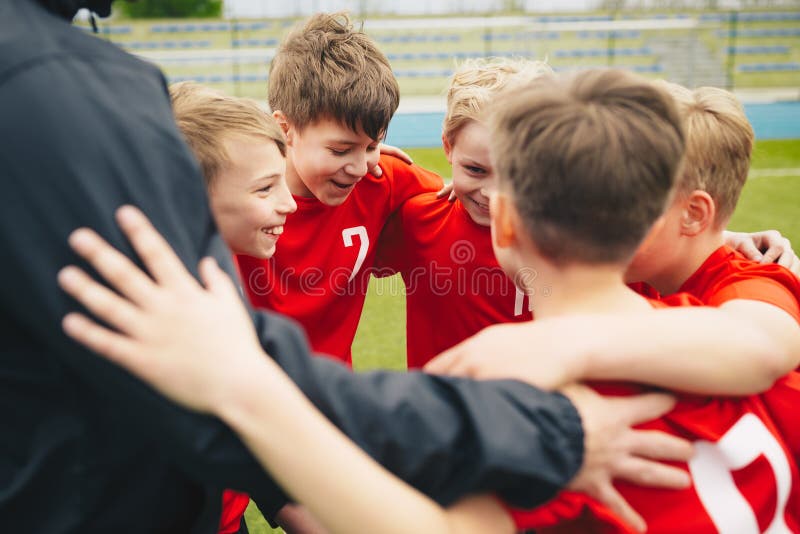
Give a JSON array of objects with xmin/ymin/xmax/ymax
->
[
  {"xmin": 235, "ymin": 13, "xmax": 442, "ymax": 364},
  {"xmin": 483, "ymin": 72, "xmax": 799, "ymax": 532},
  {"xmin": 170, "ymin": 83, "xmax": 305, "ymax": 534},
  {"xmin": 624, "ymin": 82, "xmax": 800, "ymax": 345},
  {"xmin": 623, "ymin": 82, "xmax": 800, "ymax": 477},
  {"xmin": 375, "ymin": 58, "xmax": 550, "ymax": 368}
]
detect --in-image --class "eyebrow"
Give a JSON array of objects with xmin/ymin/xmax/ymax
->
[
  {"xmin": 328, "ymin": 140, "xmax": 359, "ymax": 146},
  {"xmin": 460, "ymin": 158, "xmax": 488, "ymax": 167},
  {"xmin": 328, "ymin": 138, "xmax": 381, "ymax": 146},
  {"xmin": 254, "ymin": 173, "xmax": 282, "ymax": 183}
]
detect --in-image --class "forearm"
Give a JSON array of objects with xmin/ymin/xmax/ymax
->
[
  {"xmin": 254, "ymin": 310, "xmax": 584, "ymax": 508},
  {"xmin": 220, "ymin": 357, "xmax": 451, "ymax": 534},
  {"xmin": 580, "ymin": 308, "xmax": 784, "ymax": 395}
]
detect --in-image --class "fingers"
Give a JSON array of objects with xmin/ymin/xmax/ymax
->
[
  {"xmin": 437, "ymin": 182, "xmax": 454, "ymax": 199},
  {"xmin": 448, "ymin": 190, "xmax": 457, "ymax": 203},
  {"xmin": 775, "ymin": 245, "xmax": 797, "ymax": 270},
  {"xmin": 627, "ymin": 429, "xmax": 694, "ymax": 462},
  {"xmin": 68, "ymin": 228, "xmax": 157, "ymax": 306},
  {"xmin": 593, "ymin": 484, "xmax": 646, "ymax": 533},
  {"xmin": 392, "ymin": 146, "xmax": 413, "ymax": 165},
  {"xmin": 611, "ymin": 392, "xmax": 677, "ymax": 426},
  {"xmin": 58, "ymin": 266, "xmax": 142, "ymax": 335},
  {"xmin": 761, "ymin": 238, "xmax": 788, "ymax": 264},
  {"xmin": 62, "ymin": 312, "xmax": 140, "ymax": 370},
  {"xmin": 424, "ymin": 344, "xmax": 462, "ymax": 374},
  {"xmin": 115, "ymin": 206, "xmax": 195, "ymax": 288},
  {"xmin": 377, "ymin": 143, "xmax": 413, "ymax": 165},
  {"xmin": 735, "ymin": 238, "xmax": 764, "ymax": 262},
  {"xmin": 613, "ymin": 456, "xmax": 691, "ymax": 489},
  {"xmin": 371, "ymin": 164, "xmax": 383, "ymax": 178},
  {"xmin": 198, "ymin": 257, "xmax": 239, "ymax": 298}
]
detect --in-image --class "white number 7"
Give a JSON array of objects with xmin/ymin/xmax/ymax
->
[
  {"xmin": 342, "ymin": 226, "xmax": 369, "ymax": 282},
  {"xmin": 689, "ymin": 413, "xmax": 792, "ymax": 533},
  {"xmin": 514, "ymin": 287, "xmax": 533, "ymax": 316}
]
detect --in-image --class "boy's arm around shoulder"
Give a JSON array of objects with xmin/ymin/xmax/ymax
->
[
  {"xmin": 704, "ymin": 261, "xmax": 800, "ymax": 373},
  {"xmin": 427, "ymin": 302, "xmax": 791, "ymax": 396}
]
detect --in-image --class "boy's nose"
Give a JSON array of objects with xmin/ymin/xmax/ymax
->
[
  {"xmin": 345, "ymin": 153, "xmax": 369, "ymax": 178},
  {"xmin": 282, "ymin": 194, "xmax": 297, "ymax": 214},
  {"xmin": 277, "ymin": 183, "xmax": 297, "ymax": 214}
]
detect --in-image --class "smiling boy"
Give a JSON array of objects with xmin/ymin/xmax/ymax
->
[
  {"xmin": 171, "ymin": 82, "xmax": 296, "ymax": 261},
  {"xmin": 234, "ymin": 13, "xmax": 443, "ymax": 364},
  {"xmin": 170, "ymin": 81, "xmax": 298, "ymax": 534},
  {"xmin": 375, "ymin": 58, "xmax": 549, "ymax": 368}
]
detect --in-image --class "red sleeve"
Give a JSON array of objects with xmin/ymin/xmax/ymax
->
[
  {"xmin": 708, "ymin": 277, "xmax": 800, "ymax": 325},
  {"xmin": 658, "ymin": 291, "xmax": 704, "ymax": 308},
  {"xmin": 218, "ymin": 490, "xmax": 250, "ymax": 534},
  {"xmin": 761, "ymin": 371, "xmax": 800, "ymax": 464},
  {"xmin": 500, "ymin": 492, "xmax": 635, "ymax": 533},
  {"xmin": 379, "ymin": 155, "xmax": 444, "ymax": 213}
]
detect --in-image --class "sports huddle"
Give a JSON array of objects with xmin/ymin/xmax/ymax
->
[{"xmin": 4, "ymin": 2, "xmax": 800, "ymax": 533}]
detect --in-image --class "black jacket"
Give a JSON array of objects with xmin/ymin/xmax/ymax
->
[{"xmin": 0, "ymin": 1, "xmax": 584, "ymax": 532}]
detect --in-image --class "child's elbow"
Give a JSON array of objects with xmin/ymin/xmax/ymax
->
[{"xmin": 759, "ymin": 340, "xmax": 796, "ymax": 390}]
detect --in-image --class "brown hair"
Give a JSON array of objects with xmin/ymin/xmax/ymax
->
[
  {"xmin": 443, "ymin": 57, "xmax": 552, "ymax": 146},
  {"xmin": 658, "ymin": 82, "xmax": 754, "ymax": 227},
  {"xmin": 268, "ymin": 12, "xmax": 399, "ymax": 141},
  {"xmin": 490, "ymin": 69, "xmax": 686, "ymax": 266},
  {"xmin": 170, "ymin": 81, "xmax": 286, "ymax": 187}
]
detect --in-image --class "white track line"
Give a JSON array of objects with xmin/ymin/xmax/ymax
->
[{"xmin": 749, "ymin": 168, "xmax": 800, "ymax": 179}]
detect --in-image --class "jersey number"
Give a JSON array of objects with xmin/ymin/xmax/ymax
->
[
  {"xmin": 342, "ymin": 226, "xmax": 369, "ymax": 282},
  {"xmin": 689, "ymin": 413, "xmax": 792, "ymax": 533},
  {"xmin": 514, "ymin": 287, "xmax": 533, "ymax": 316}
]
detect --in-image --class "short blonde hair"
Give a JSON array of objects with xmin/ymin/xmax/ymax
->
[
  {"xmin": 268, "ymin": 12, "xmax": 398, "ymax": 141},
  {"xmin": 170, "ymin": 81, "xmax": 286, "ymax": 187},
  {"xmin": 443, "ymin": 57, "xmax": 553, "ymax": 146},
  {"xmin": 659, "ymin": 82, "xmax": 754, "ymax": 227}
]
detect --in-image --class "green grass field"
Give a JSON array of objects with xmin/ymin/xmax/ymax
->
[{"xmin": 244, "ymin": 138, "xmax": 800, "ymax": 532}]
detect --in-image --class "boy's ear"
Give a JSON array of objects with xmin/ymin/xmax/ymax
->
[
  {"xmin": 680, "ymin": 190, "xmax": 716, "ymax": 237},
  {"xmin": 442, "ymin": 134, "xmax": 453, "ymax": 164},
  {"xmin": 273, "ymin": 110, "xmax": 293, "ymax": 143},
  {"xmin": 490, "ymin": 191, "xmax": 517, "ymax": 250}
]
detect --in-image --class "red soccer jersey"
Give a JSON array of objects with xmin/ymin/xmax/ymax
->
[
  {"xmin": 678, "ymin": 245, "xmax": 800, "ymax": 323},
  {"xmin": 506, "ymin": 297, "xmax": 800, "ymax": 534},
  {"xmin": 218, "ymin": 490, "xmax": 249, "ymax": 534},
  {"xmin": 375, "ymin": 192, "xmax": 533, "ymax": 369},
  {"xmin": 236, "ymin": 155, "xmax": 442, "ymax": 364},
  {"xmin": 676, "ymin": 245, "xmax": 800, "ymax": 472}
]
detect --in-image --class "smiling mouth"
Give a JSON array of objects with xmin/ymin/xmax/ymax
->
[
  {"xmin": 470, "ymin": 197, "xmax": 490, "ymax": 212},
  {"xmin": 331, "ymin": 178, "xmax": 358, "ymax": 191},
  {"xmin": 262, "ymin": 225, "xmax": 284, "ymax": 237}
]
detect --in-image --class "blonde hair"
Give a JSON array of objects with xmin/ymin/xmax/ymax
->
[
  {"xmin": 268, "ymin": 12, "xmax": 398, "ymax": 141},
  {"xmin": 443, "ymin": 57, "xmax": 553, "ymax": 146},
  {"xmin": 170, "ymin": 82, "xmax": 286, "ymax": 187},
  {"xmin": 658, "ymin": 82, "xmax": 754, "ymax": 227},
  {"xmin": 490, "ymin": 69, "xmax": 685, "ymax": 266}
]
